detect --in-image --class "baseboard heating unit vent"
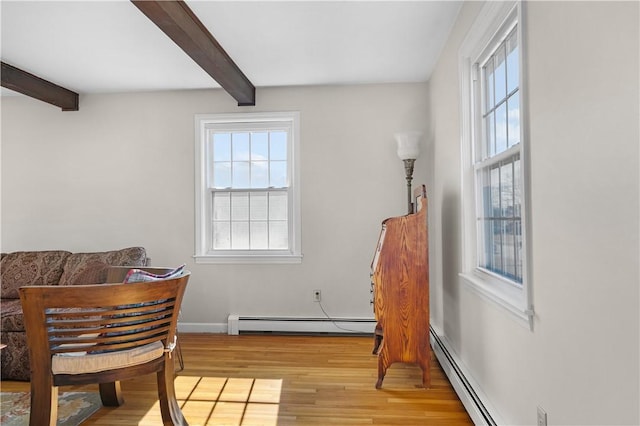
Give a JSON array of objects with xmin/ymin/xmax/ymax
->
[
  {"xmin": 430, "ymin": 326, "xmax": 499, "ymax": 426},
  {"xmin": 227, "ymin": 315, "xmax": 376, "ymax": 335}
]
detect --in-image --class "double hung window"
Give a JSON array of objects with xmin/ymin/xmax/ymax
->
[
  {"xmin": 476, "ymin": 25, "xmax": 522, "ymax": 283},
  {"xmin": 195, "ymin": 112, "xmax": 301, "ymax": 264},
  {"xmin": 459, "ymin": 2, "xmax": 532, "ymax": 327}
]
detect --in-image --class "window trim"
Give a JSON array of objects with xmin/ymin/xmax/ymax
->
[
  {"xmin": 194, "ymin": 111, "xmax": 302, "ymax": 264},
  {"xmin": 458, "ymin": 1, "xmax": 534, "ymax": 329}
]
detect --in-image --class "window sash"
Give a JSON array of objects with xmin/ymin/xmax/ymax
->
[
  {"xmin": 477, "ymin": 26, "xmax": 520, "ymax": 162},
  {"xmin": 207, "ymin": 128, "xmax": 290, "ymax": 190},
  {"xmin": 475, "ymin": 152, "xmax": 522, "ymax": 284},
  {"xmin": 209, "ymin": 188, "xmax": 290, "ymax": 252}
]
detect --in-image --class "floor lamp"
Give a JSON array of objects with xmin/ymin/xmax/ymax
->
[{"xmin": 395, "ymin": 131, "xmax": 422, "ymax": 214}]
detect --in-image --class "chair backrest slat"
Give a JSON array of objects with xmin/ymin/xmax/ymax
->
[
  {"xmin": 20, "ymin": 274, "xmax": 189, "ymax": 361},
  {"xmin": 48, "ymin": 320, "xmax": 172, "ymax": 344}
]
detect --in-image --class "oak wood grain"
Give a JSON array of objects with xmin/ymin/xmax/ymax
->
[
  {"xmin": 372, "ymin": 185, "xmax": 430, "ymax": 389},
  {"xmin": 1, "ymin": 333, "xmax": 472, "ymax": 425}
]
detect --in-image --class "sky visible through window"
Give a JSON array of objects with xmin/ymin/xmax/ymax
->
[
  {"xmin": 482, "ymin": 27, "xmax": 519, "ymax": 160},
  {"xmin": 210, "ymin": 132, "xmax": 287, "ymax": 189}
]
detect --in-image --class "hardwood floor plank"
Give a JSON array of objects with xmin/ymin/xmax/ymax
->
[{"xmin": 0, "ymin": 333, "xmax": 472, "ymax": 425}]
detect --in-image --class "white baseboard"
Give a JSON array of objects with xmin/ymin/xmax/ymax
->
[
  {"xmin": 227, "ymin": 315, "xmax": 376, "ymax": 335},
  {"xmin": 429, "ymin": 325, "xmax": 502, "ymax": 426},
  {"xmin": 178, "ymin": 322, "xmax": 227, "ymax": 334}
]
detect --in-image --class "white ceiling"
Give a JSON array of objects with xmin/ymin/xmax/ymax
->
[{"xmin": 1, "ymin": 0, "xmax": 462, "ymax": 97}]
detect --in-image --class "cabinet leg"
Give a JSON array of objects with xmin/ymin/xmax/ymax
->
[
  {"xmin": 372, "ymin": 333, "xmax": 383, "ymax": 355},
  {"xmin": 372, "ymin": 324, "xmax": 383, "ymax": 355},
  {"xmin": 376, "ymin": 354, "xmax": 389, "ymax": 389},
  {"xmin": 419, "ymin": 358, "xmax": 431, "ymax": 389}
]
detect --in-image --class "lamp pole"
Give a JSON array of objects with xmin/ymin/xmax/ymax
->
[{"xmin": 403, "ymin": 158, "xmax": 416, "ymax": 214}]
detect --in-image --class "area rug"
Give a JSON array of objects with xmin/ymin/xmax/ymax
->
[{"xmin": 0, "ymin": 391, "xmax": 101, "ymax": 426}]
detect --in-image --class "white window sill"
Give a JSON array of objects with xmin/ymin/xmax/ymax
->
[
  {"xmin": 459, "ymin": 271, "xmax": 534, "ymax": 330},
  {"xmin": 194, "ymin": 254, "xmax": 303, "ymax": 265}
]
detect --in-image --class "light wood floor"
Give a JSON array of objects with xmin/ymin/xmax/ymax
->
[{"xmin": 1, "ymin": 333, "xmax": 472, "ymax": 425}]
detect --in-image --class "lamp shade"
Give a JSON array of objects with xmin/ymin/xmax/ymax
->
[{"xmin": 395, "ymin": 131, "xmax": 422, "ymax": 160}]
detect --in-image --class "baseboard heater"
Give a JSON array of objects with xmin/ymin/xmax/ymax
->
[
  {"xmin": 227, "ymin": 315, "xmax": 376, "ymax": 335},
  {"xmin": 429, "ymin": 326, "xmax": 498, "ymax": 426}
]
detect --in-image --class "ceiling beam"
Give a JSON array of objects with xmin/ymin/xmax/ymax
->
[
  {"xmin": 1, "ymin": 62, "xmax": 79, "ymax": 111},
  {"xmin": 131, "ymin": 0, "xmax": 255, "ymax": 106}
]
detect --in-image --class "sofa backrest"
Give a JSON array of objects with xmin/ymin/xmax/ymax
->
[
  {"xmin": 58, "ymin": 247, "xmax": 147, "ymax": 286},
  {"xmin": 0, "ymin": 247, "xmax": 148, "ymax": 298},
  {"xmin": 1, "ymin": 251, "xmax": 72, "ymax": 299}
]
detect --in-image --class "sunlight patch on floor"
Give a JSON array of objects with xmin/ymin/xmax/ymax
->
[{"xmin": 176, "ymin": 376, "xmax": 283, "ymax": 426}]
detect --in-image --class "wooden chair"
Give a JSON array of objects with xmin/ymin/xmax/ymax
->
[{"xmin": 19, "ymin": 272, "xmax": 190, "ymax": 426}]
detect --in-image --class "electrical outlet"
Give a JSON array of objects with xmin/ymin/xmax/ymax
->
[
  {"xmin": 537, "ymin": 406, "xmax": 547, "ymax": 426},
  {"xmin": 313, "ymin": 289, "xmax": 321, "ymax": 302}
]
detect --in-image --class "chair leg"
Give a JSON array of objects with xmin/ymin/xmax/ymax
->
[
  {"xmin": 157, "ymin": 352, "xmax": 188, "ymax": 425},
  {"xmin": 99, "ymin": 381, "xmax": 124, "ymax": 406},
  {"xmin": 29, "ymin": 377, "xmax": 58, "ymax": 426}
]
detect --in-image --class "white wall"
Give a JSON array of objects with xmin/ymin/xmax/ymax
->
[
  {"xmin": 1, "ymin": 83, "xmax": 428, "ymax": 330},
  {"xmin": 428, "ymin": 1, "xmax": 639, "ymax": 425}
]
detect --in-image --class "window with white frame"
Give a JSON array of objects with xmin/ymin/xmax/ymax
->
[
  {"xmin": 477, "ymin": 24, "xmax": 522, "ymax": 283},
  {"xmin": 194, "ymin": 112, "xmax": 301, "ymax": 264},
  {"xmin": 459, "ymin": 2, "xmax": 532, "ymax": 327}
]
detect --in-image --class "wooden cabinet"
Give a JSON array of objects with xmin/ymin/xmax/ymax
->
[{"xmin": 371, "ymin": 185, "xmax": 430, "ymax": 389}]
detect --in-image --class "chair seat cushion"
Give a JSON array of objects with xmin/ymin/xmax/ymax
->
[{"xmin": 52, "ymin": 341, "xmax": 164, "ymax": 375}]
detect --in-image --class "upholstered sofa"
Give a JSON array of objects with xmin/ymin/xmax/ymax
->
[{"xmin": 0, "ymin": 247, "xmax": 148, "ymax": 381}]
